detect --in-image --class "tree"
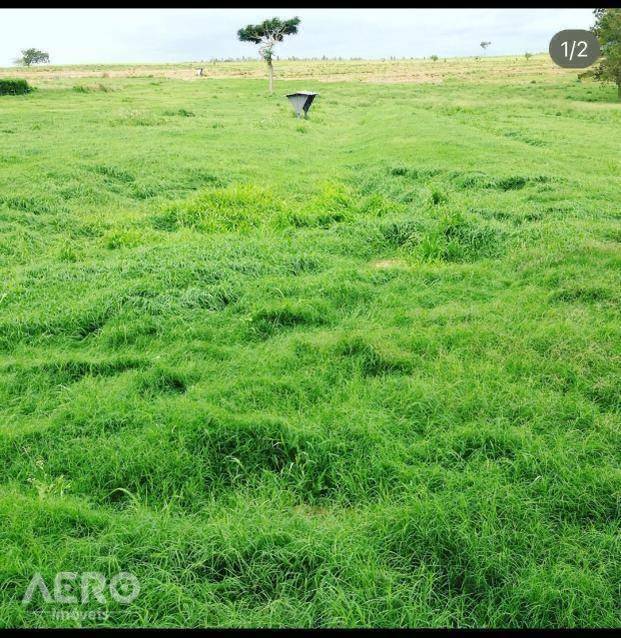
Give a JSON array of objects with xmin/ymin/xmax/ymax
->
[
  {"xmin": 480, "ymin": 41, "xmax": 491, "ymax": 56},
  {"xmin": 14, "ymin": 48, "xmax": 50, "ymax": 67},
  {"xmin": 525, "ymin": 52, "xmax": 533, "ymax": 61},
  {"xmin": 590, "ymin": 8, "xmax": 621, "ymax": 100},
  {"xmin": 237, "ymin": 17, "xmax": 300, "ymax": 94}
]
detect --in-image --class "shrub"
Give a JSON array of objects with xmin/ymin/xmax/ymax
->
[{"xmin": 0, "ymin": 79, "xmax": 31, "ymax": 96}]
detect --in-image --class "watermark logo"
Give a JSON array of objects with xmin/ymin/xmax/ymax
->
[{"xmin": 22, "ymin": 571, "xmax": 140, "ymax": 616}]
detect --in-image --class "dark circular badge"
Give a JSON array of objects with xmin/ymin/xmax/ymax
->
[{"xmin": 549, "ymin": 30, "xmax": 601, "ymax": 69}]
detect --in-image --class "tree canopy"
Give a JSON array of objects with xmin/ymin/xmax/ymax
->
[
  {"xmin": 237, "ymin": 17, "xmax": 301, "ymax": 93},
  {"xmin": 14, "ymin": 48, "xmax": 50, "ymax": 67},
  {"xmin": 237, "ymin": 17, "xmax": 301, "ymax": 49},
  {"xmin": 590, "ymin": 8, "xmax": 621, "ymax": 99}
]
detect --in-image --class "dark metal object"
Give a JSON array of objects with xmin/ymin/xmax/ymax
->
[{"xmin": 286, "ymin": 91, "xmax": 318, "ymax": 118}]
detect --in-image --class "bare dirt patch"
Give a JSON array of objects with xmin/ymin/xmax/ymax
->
[{"xmin": 371, "ymin": 259, "xmax": 409, "ymax": 269}]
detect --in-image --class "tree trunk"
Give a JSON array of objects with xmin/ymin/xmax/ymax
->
[{"xmin": 267, "ymin": 60, "xmax": 274, "ymax": 95}]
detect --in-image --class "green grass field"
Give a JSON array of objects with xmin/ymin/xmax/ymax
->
[{"xmin": 0, "ymin": 56, "xmax": 620, "ymax": 627}]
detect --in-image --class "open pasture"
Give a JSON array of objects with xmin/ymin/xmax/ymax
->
[{"xmin": 0, "ymin": 55, "xmax": 620, "ymax": 627}]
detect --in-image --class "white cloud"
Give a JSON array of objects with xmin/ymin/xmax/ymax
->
[{"xmin": 0, "ymin": 8, "xmax": 595, "ymax": 67}]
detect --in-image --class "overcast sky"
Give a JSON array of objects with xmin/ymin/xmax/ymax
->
[{"xmin": 0, "ymin": 8, "xmax": 596, "ymax": 67}]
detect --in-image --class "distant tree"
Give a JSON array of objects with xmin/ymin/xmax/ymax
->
[
  {"xmin": 589, "ymin": 8, "xmax": 621, "ymax": 100},
  {"xmin": 430, "ymin": 55, "xmax": 439, "ymax": 62},
  {"xmin": 480, "ymin": 41, "xmax": 492, "ymax": 56},
  {"xmin": 524, "ymin": 52, "xmax": 533, "ymax": 61},
  {"xmin": 237, "ymin": 17, "xmax": 301, "ymax": 94},
  {"xmin": 14, "ymin": 48, "xmax": 50, "ymax": 67}
]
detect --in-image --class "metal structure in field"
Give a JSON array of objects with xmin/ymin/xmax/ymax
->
[{"xmin": 286, "ymin": 91, "xmax": 318, "ymax": 118}]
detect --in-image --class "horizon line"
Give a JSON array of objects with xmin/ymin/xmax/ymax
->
[{"xmin": 0, "ymin": 51, "xmax": 550, "ymax": 70}]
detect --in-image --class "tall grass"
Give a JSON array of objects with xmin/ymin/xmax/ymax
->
[{"xmin": 0, "ymin": 62, "xmax": 619, "ymax": 627}]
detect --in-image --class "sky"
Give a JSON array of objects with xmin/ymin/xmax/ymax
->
[{"xmin": 0, "ymin": 8, "xmax": 596, "ymax": 67}]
